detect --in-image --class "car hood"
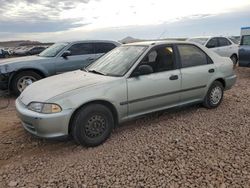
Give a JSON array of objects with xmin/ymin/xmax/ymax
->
[
  {"xmin": 0, "ymin": 55, "xmax": 49, "ymax": 65},
  {"xmin": 19, "ymin": 70, "xmax": 117, "ymax": 105}
]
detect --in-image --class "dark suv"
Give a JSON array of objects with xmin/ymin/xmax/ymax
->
[{"xmin": 0, "ymin": 40, "xmax": 120, "ymax": 95}]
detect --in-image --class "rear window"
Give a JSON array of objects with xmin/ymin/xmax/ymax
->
[
  {"xmin": 94, "ymin": 43, "xmax": 117, "ymax": 53},
  {"xmin": 241, "ymin": 35, "xmax": 250, "ymax": 45}
]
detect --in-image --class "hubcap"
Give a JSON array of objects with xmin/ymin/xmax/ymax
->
[
  {"xmin": 210, "ymin": 86, "xmax": 222, "ymax": 105},
  {"xmin": 85, "ymin": 115, "xmax": 106, "ymax": 138},
  {"xmin": 17, "ymin": 76, "xmax": 37, "ymax": 92}
]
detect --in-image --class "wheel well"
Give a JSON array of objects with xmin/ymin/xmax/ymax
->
[
  {"xmin": 9, "ymin": 69, "xmax": 46, "ymax": 89},
  {"xmin": 68, "ymin": 100, "xmax": 119, "ymax": 134},
  {"xmin": 215, "ymin": 78, "xmax": 225, "ymax": 88},
  {"xmin": 230, "ymin": 53, "xmax": 238, "ymax": 59}
]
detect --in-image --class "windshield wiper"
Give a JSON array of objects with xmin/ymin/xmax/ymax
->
[
  {"xmin": 81, "ymin": 67, "xmax": 89, "ymax": 72},
  {"xmin": 88, "ymin": 69, "xmax": 105, "ymax": 75}
]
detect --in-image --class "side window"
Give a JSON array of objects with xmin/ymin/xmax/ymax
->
[
  {"xmin": 141, "ymin": 46, "xmax": 175, "ymax": 73},
  {"xmin": 218, "ymin": 37, "xmax": 231, "ymax": 47},
  {"xmin": 177, "ymin": 45, "xmax": 208, "ymax": 68},
  {"xmin": 206, "ymin": 38, "xmax": 218, "ymax": 48},
  {"xmin": 94, "ymin": 43, "xmax": 116, "ymax": 54},
  {"xmin": 241, "ymin": 35, "xmax": 250, "ymax": 45},
  {"xmin": 68, "ymin": 43, "xmax": 94, "ymax": 56}
]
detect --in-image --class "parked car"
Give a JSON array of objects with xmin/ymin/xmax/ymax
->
[
  {"xmin": 13, "ymin": 47, "xmax": 30, "ymax": 56},
  {"xmin": 187, "ymin": 37, "xmax": 239, "ymax": 64},
  {"xmin": 0, "ymin": 40, "xmax": 120, "ymax": 95},
  {"xmin": 239, "ymin": 27, "xmax": 250, "ymax": 68},
  {"xmin": 0, "ymin": 48, "xmax": 10, "ymax": 58},
  {"xmin": 16, "ymin": 41, "xmax": 236, "ymax": 147},
  {"xmin": 26, "ymin": 46, "xmax": 46, "ymax": 55}
]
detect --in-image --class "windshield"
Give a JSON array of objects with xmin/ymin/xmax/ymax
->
[
  {"xmin": 87, "ymin": 45, "xmax": 147, "ymax": 76},
  {"xmin": 188, "ymin": 38, "xmax": 209, "ymax": 45},
  {"xmin": 39, "ymin": 42, "xmax": 68, "ymax": 57}
]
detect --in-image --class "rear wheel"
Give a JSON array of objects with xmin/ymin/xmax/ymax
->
[
  {"xmin": 11, "ymin": 71, "xmax": 42, "ymax": 96},
  {"xmin": 71, "ymin": 104, "xmax": 114, "ymax": 147},
  {"xmin": 203, "ymin": 81, "xmax": 224, "ymax": 109}
]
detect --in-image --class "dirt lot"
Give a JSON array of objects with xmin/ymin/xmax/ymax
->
[{"xmin": 0, "ymin": 67, "xmax": 249, "ymax": 188}]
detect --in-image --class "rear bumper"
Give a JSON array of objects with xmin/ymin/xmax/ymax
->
[
  {"xmin": 15, "ymin": 98, "xmax": 74, "ymax": 139},
  {"xmin": 225, "ymin": 74, "xmax": 237, "ymax": 90}
]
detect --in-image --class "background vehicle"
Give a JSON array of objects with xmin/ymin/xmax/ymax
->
[
  {"xmin": 26, "ymin": 46, "xmax": 46, "ymax": 55},
  {"xmin": 239, "ymin": 27, "xmax": 250, "ymax": 67},
  {"xmin": 16, "ymin": 41, "xmax": 236, "ymax": 147},
  {"xmin": 187, "ymin": 36, "xmax": 239, "ymax": 64},
  {"xmin": 0, "ymin": 48, "xmax": 10, "ymax": 58},
  {"xmin": 0, "ymin": 40, "xmax": 120, "ymax": 95}
]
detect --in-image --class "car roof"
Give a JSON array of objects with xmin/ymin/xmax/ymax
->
[
  {"xmin": 124, "ymin": 40, "xmax": 195, "ymax": 46},
  {"xmin": 68, "ymin": 40, "xmax": 121, "ymax": 45}
]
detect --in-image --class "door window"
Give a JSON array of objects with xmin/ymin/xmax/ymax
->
[
  {"xmin": 68, "ymin": 43, "xmax": 94, "ymax": 56},
  {"xmin": 177, "ymin": 44, "xmax": 209, "ymax": 68},
  {"xmin": 139, "ymin": 46, "xmax": 175, "ymax": 73},
  {"xmin": 241, "ymin": 35, "xmax": 250, "ymax": 45},
  {"xmin": 218, "ymin": 37, "xmax": 231, "ymax": 47},
  {"xmin": 206, "ymin": 38, "xmax": 219, "ymax": 48},
  {"xmin": 94, "ymin": 43, "xmax": 116, "ymax": 53}
]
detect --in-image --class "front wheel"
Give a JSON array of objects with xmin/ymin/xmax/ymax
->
[
  {"xmin": 71, "ymin": 104, "xmax": 114, "ymax": 147},
  {"xmin": 11, "ymin": 71, "xmax": 42, "ymax": 96},
  {"xmin": 203, "ymin": 81, "xmax": 224, "ymax": 109}
]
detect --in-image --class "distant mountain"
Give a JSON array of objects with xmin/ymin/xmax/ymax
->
[
  {"xmin": 0, "ymin": 40, "xmax": 53, "ymax": 47},
  {"xmin": 119, "ymin": 36, "xmax": 143, "ymax": 44}
]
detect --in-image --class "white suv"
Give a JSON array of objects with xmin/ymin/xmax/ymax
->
[{"xmin": 187, "ymin": 37, "xmax": 239, "ymax": 64}]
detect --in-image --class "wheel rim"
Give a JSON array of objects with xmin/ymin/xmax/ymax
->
[
  {"xmin": 84, "ymin": 115, "xmax": 106, "ymax": 138},
  {"xmin": 210, "ymin": 86, "xmax": 222, "ymax": 105},
  {"xmin": 17, "ymin": 76, "xmax": 37, "ymax": 92}
]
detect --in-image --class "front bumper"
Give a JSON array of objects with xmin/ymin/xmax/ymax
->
[
  {"xmin": 15, "ymin": 98, "xmax": 74, "ymax": 139},
  {"xmin": 225, "ymin": 74, "xmax": 237, "ymax": 90},
  {"xmin": 0, "ymin": 74, "xmax": 8, "ymax": 90}
]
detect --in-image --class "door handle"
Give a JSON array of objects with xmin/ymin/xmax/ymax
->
[
  {"xmin": 208, "ymin": 68, "xmax": 215, "ymax": 73},
  {"xmin": 169, "ymin": 75, "xmax": 178, "ymax": 80}
]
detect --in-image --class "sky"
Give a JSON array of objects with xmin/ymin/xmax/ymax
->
[{"xmin": 0, "ymin": 0, "xmax": 250, "ymax": 42}]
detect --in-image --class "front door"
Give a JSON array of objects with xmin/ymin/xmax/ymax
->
[
  {"xmin": 126, "ymin": 45, "xmax": 181, "ymax": 117},
  {"xmin": 55, "ymin": 43, "xmax": 96, "ymax": 74}
]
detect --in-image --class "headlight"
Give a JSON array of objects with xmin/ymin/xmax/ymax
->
[{"xmin": 28, "ymin": 102, "xmax": 62, "ymax": 114}]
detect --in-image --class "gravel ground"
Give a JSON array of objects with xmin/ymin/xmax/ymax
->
[{"xmin": 0, "ymin": 67, "xmax": 249, "ymax": 188}]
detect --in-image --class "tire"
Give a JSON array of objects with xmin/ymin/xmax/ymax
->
[
  {"xmin": 230, "ymin": 55, "xmax": 238, "ymax": 65},
  {"xmin": 11, "ymin": 71, "xmax": 42, "ymax": 96},
  {"xmin": 203, "ymin": 81, "xmax": 224, "ymax": 109},
  {"xmin": 71, "ymin": 104, "xmax": 114, "ymax": 147}
]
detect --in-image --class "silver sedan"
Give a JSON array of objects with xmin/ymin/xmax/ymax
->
[{"xmin": 16, "ymin": 41, "xmax": 237, "ymax": 146}]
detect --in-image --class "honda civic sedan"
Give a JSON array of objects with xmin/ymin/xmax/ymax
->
[{"xmin": 16, "ymin": 41, "xmax": 236, "ymax": 146}]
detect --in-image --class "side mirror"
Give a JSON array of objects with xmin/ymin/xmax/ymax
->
[
  {"xmin": 62, "ymin": 50, "xmax": 71, "ymax": 58},
  {"xmin": 132, "ymin": 64, "xmax": 153, "ymax": 77}
]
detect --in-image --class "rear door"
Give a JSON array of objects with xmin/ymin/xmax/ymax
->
[
  {"xmin": 55, "ymin": 43, "xmax": 95, "ymax": 74},
  {"xmin": 177, "ymin": 44, "xmax": 216, "ymax": 103},
  {"xmin": 126, "ymin": 45, "xmax": 181, "ymax": 117},
  {"xmin": 217, "ymin": 37, "xmax": 233, "ymax": 57}
]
